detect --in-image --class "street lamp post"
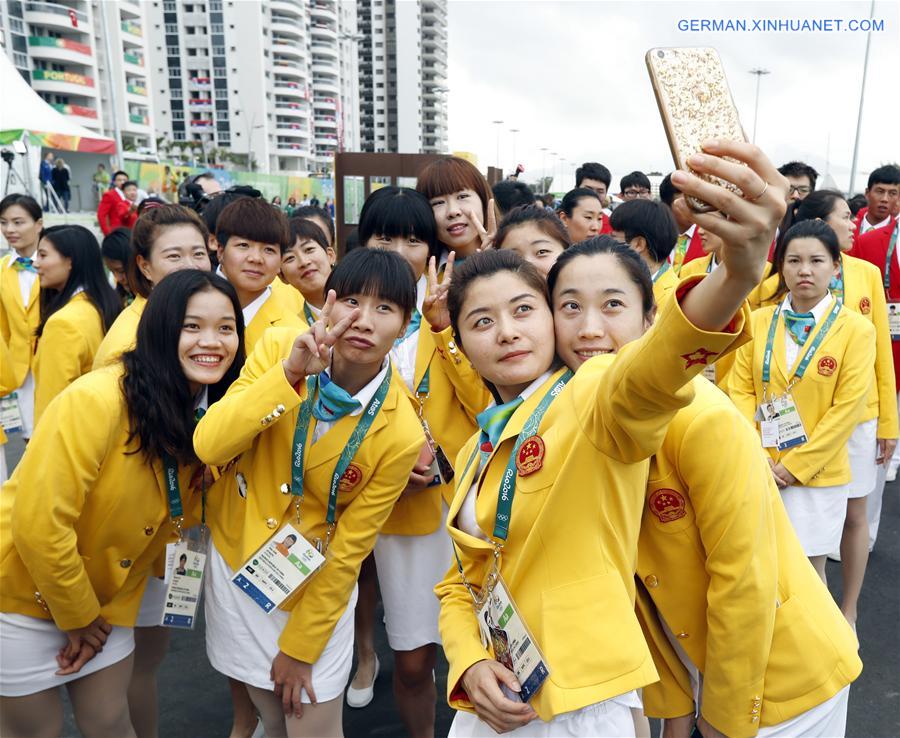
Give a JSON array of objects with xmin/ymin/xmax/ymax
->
[
  {"xmin": 492, "ymin": 120, "xmax": 504, "ymax": 167},
  {"xmin": 749, "ymin": 68, "xmax": 771, "ymax": 144},
  {"xmin": 539, "ymin": 147, "xmax": 549, "ymax": 193},
  {"xmin": 849, "ymin": 0, "xmax": 876, "ymax": 195}
]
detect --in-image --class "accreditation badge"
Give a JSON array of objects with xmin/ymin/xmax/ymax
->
[
  {"xmin": 0, "ymin": 393, "xmax": 23, "ymax": 434},
  {"xmin": 888, "ymin": 302, "xmax": 900, "ymax": 341},
  {"xmin": 231, "ymin": 524, "xmax": 325, "ymax": 614},
  {"xmin": 702, "ymin": 364, "xmax": 716, "ymax": 383},
  {"xmin": 161, "ymin": 532, "xmax": 208, "ymax": 629},
  {"xmin": 475, "ymin": 574, "xmax": 550, "ymax": 702},
  {"xmin": 771, "ymin": 393, "xmax": 808, "ymax": 450}
]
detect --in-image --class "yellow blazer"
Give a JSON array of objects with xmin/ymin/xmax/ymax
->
[
  {"xmin": 194, "ymin": 327, "xmax": 423, "ymax": 663},
  {"xmin": 436, "ymin": 292, "xmax": 751, "ymax": 722},
  {"xmin": 635, "ymin": 377, "xmax": 860, "ymax": 737},
  {"xmin": 652, "ymin": 264, "xmax": 679, "ymax": 307},
  {"xmin": 383, "ymin": 320, "xmax": 491, "ymax": 536},
  {"xmin": 0, "ymin": 254, "xmax": 40, "ymax": 388},
  {"xmin": 751, "ymin": 256, "xmax": 896, "ymax": 437},
  {"xmin": 0, "ymin": 334, "xmax": 15, "ymax": 444},
  {"xmin": 271, "ymin": 277, "xmax": 305, "ymax": 316},
  {"xmin": 33, "ymin": 292, "xmax": 106, "ymax": 428},
  {"xmin": 244, "ymin": 290, "xmax": 304, "ymax": 352},
  {"xmin": 92, "ymin": 294, "xmax": 147, "ymax": 369},
  {"xmin": 728, "ymin": 301, "xmax": 876, "ymax": 485},
  {"xmin": 0, "ymin": 367, "xmax": 198, "ymax": 629}
]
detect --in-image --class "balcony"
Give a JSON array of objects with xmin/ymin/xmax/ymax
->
[
  {"xmin": 271, "ymin": 0, "xmax": 304, "ymax": 15},
  {"xmin": 186, "ymin": 56, "xmax": 212, "ymax": 70},
  {"xmin": 188, "ymin": 98, "xmax": 214, "ymax": 111},
  {"xmin": 314, "ymin": 133, "xmax": 338, "ymax": 148},
  {"xmin": 273, "ymin": 41, "xmax": 305, "ymax": 60},
  {"xmin": 312, "ymin": 78, "xmax": 338, "ymax": 94},
  {"xmin": 28, "ymin": 35, "xmax": 93, "ymax": 64},
  {"xmin": 273, "ymin": 83, "xmax": 306, "ymax": 99},
  {"xmin": 189, "ymin": 76, "xmax": 213, "ymax": 89},
  {"xmin": 275, "ymin": 104, "xmax": 307, "ymax": 118},
  {"xmin": 126, "ymin": 82, "xmax": 148, "ymax": 96},
  {"xmin": 273, "ymin": 63, "xmax": 304, "ymax": 80},
  {"xmin": 315, "ymin": 116, "xmax": 337, "ymax": 129},
  {"xmin": 121, "ymin": 20, "xmax": 143, "ymax": 38},
  {"xmin": 271, "ymin": 15, "xmax": 304, "ymax": 37},
  {"xmin": 310, "ymin": 23, "xmax": 337, "ymax": 41},
  {"xmin": 24, "ymin": 2, "xmax": 89, "ymax": 34},
  {"xmin": 123, "ymin": 51, "xmax": 144, "ymax": 67},
  {"xmin": 31, "ymin": 68, "xmax": 97, "ymax": 97},
  {"xmin": 313, "ymin": 96, "xmax": 336, "ymax": 111},
  {"xmin": 128, "ymin": 112, "xmax": 150, "ymax": 127},
  {"xmin": 190, "ymin": 119, "xmax": 215, "ymax": 131},
  {"xmin": 50, "ymin": 102, "xmax": 97, "ymax": 119},
  {"xmin": 276, "ymin": 126, "xmax": 306, "ymax": 139},
  {"xmin": 309, "ymin": 3, "xmax": 337, "ymax": 23}
]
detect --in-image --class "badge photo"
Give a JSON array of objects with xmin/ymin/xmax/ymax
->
[
  {"xmin": 516, "ymin": 435, "xmax": 545, "ymax": 476},
  {"xmin": 817, "ymin": 355, "xmax": 837, "ymax": 377}
]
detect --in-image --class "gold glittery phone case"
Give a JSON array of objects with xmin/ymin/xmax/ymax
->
[{"xmin": 646, "ymin": 47, "xmax": 748, "ymax": 213}]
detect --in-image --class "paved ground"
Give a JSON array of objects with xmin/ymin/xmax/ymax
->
[{"xmin": 4, "ymin": 435, "xmax": 897, "ymax": 737}]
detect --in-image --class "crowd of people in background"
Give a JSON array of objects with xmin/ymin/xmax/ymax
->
[{"xmin": 1, "ymin": 142, "xmax": 898, "ymax": 738}]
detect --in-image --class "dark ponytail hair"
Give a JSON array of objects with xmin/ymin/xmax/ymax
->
[
  {"xmin": 769, "ymin": 220, "xmax": 841, "ymax": 304},
  {"xmin": 776, "ymin": 190, "xmax": 847, "ymax": 252},
  {"xmin": 557, "ymin": 187, "xmax": 602, "ymax": 218},
  {"xmin": 121, "ymin": 270, "xmax": 245, "ymax": 464},
  {"xmin": 37, "ymin": 225, "xmax": 122, "ymax": 338},
  {"xmin": 547, "ymin": 236, "xmax": 655, "ymax": 319}
]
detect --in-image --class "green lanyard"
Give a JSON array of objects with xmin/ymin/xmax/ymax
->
[
  {"xmin": 883, "ymin": 222, "xmax": 899, "ymax": 292},
  {"xmin": 302, "ymin": 302, "xmax": 316, "ymax": 327},
  {"xmin": 290, "ymin": 365, "xmax": 392, "ymax": 526},
  {"xmin": 161, "ymin": 453, "xmax": 185, "ymax": 536},
  {"xmin": 762, "ymin": 299, "xmax": 841, "ymax": 389},
  {"xmin": 456, "ymin": 370, "xmax": 573, "ymax": 542},
  {"xmin": 652, "ymin": 261, "xmax": 670, "ymax": 284}
]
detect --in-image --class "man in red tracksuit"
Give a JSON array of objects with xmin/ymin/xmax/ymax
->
[{"xmin": 97, "ymin": 170, "xmax": 130, "ymax": 235}]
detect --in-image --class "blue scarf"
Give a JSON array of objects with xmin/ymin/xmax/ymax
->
[
  {"xmin": 475, "ymin": 397, "xmax": 524, "ymax": 450},
  {"xmin": 312, "ymin": 373, "xmax": 361, "ymax": 422},
  {"xmin": 783, "ymin": 309, "xmax": 816, "ymax": 346}
]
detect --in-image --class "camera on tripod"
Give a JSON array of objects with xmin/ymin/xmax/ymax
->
[{"xmin": 0, "ymin": 149, "xmax": 15, "ymax": 165}]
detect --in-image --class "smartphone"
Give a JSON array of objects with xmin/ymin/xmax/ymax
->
[{"xmin": 646, "ymin": 47, "xmax": 748, "ymax": 213}]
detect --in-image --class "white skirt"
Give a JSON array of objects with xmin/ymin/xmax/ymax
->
[
  {"xmin": 16, "ymin": 371, "xmax": 35, "ymax": 440},
  {"xmin": 449, "ymin": 691, "xmax": 640, "ymax": 737},
  {"xmin": 757, "ymin": 684, "xmax": 849, "ymax": 737},
  {"xmin": 134, "ymin": 576, "xmax": 169, "ymax": 628},
  {"xmin": 847, "ymin": 419, "xmax": 877, "ymax": 498},
  {"xmin": 0, "ymin": 613, "xmax": 134, "ymax": 697},
  {"xmin": 204, "ymin": 541, "xmax": 357, "ymax": 702},
  {"xmin": 373, "ymin": 505, "xmax": 450, "ymax": 651},
  {"xmin": 780, "ymin": 484, "xmax": 849, "ymax": 557}
]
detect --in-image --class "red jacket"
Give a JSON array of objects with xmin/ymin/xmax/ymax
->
[
  {"xmin": 851, "ymin": 220, "xmax": 900, "ymax": 390},
  {"xmin": 97, "ymin": 189, "xmax": 136, "ymax": 234},
  {"xmin": 679, "ymin": 226, "xmax": 705, "ymax": 267}
]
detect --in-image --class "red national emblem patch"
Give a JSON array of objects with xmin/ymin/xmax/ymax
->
[
  {"xmin": 859, "ymin": 297, "xmax": 871, "ymax": 315},
  {"xmin": 817, "ymin": 355, "xmax": 837, "ymax": 377},
  {"xmin": 515, "ymin": 435, "xmax": 545, "ymax": 476},
  {"xmin": 649, "ymin": 488, "xmax": 687, "ymax": 523},
  {"xmin": 338, "ymin": 464, "xmax": 363, "ymax": 492}
]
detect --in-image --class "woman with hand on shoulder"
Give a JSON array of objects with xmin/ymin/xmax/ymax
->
[
  {"xmin": 493, "ymin": 205, "xmax": 570, "ymax": 279},
  {"xmin": 0, "ymin": 269, "xmax": 243, "ymax": 738},
  {"xmin": 196, "ymin": 248, "xmax": 425, "ymax": 738},
  {"xmin": 417, "ymin": 156, "xmax": 499, "ymax": 259},
  {"xmin": 729, "ymin": 220, "xmax": 875, "ymax": 583},
  {"xmin": 436, "ymin": 141, "xmax": 787, "ymax": 737},
  {"xmin": 548, "ymin": 238, "xmax": 861, "ymax": 738},
  {"xmin": 32, "ymin": 225, "xmax": 121, "ymax": 427},
  {"xmin": 353, "ymin": 186, "xmax": 490, "ymax": 735},
  {"xmin": 94, "ymin": 204, "xmax": 212, "ymax": 369}
]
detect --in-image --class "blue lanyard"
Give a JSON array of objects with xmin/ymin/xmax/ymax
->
[
  {"xmin": 302, "ymin": 302, "xmax": 316, "ymax": 327},
  {"xmin": 652, "ymin": 261, "xmax": 670, "ymax": 284},
  {"xmin": 762, "ymin": 299, "xmax": 841, "ymax": 387},
  {"xmin": 290, "ymin": 366, "xmax": 392, "ymax": 525}
]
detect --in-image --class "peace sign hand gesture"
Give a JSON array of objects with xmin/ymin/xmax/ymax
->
[
  {"xmin": 422, "ymin": 251, "xmax": 455, "ymax": 332},
  {"xmin": 465, "ymin": 198, "xmax": 498, "ymax": 251},
  {"xmin": 282, "ymin": 290, "xmax": 359, "ymax": 386}
]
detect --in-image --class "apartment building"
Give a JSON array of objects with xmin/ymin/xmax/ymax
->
[
  {"xmin": 146, "ymin": 0, "xmax": 360, "ymax": 175},
  {"xmin": 357, "ymin": 0, "xmax": 448, "ymax": 154},
  {"xmin": 0, "ymin": 0, "xmax": 156, "ymax": 151}
]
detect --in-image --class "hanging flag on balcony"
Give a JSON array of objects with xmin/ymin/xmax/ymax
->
[{"xmin": 68, "ymin": 9, "xmax": 78, "ymax": 28}]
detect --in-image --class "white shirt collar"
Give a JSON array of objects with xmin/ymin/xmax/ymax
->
[
  {"xmin": 415, "ymin": 273, "xmax": 427, "ymax": 314},
  {"xmin": 483, "ymin": 369, "xmax": 554, "ymax": 412},
  {"xmin": 324, "ymin": 359, "xmax": 390, "ymax": 417},
  {"xmin": 861, "ymin": 213, "xmax": 891, "ymax": 233},
  {"xmin": 783, "ymin": 292, "xmax": 833, "ymax": 322},
  {"xmin": 194, "ymin": 386, "xmax": 209, "ymax": 412},
  {"xmin": 682, "ymin": 224, "xmax": 697, "ymax": 239}
]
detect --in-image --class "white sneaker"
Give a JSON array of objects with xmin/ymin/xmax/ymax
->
[
  {"xmin": 346, "ymin": 655, "xmax": 379, "ymax": 708},
  {"xmin": 887, "ymin": 465, "xmax": 898, "ymax": 482}
]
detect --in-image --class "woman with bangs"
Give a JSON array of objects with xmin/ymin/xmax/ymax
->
[
  {"xmin": 416, "ymin": 156, "xmax": 500, "ymax": 260},
  {"xmin": 280, "ymin": 218, "xmax": 337, "ymax": 326},
  {"xmin": 347, "ymin": 186, "xmax": 490, "ymax": 735},
  {"xmin": 494, "ymin": 205, "xmax": 570, "ymax": 280},
  {"xmin": 434, "ymin": 141, "xmax": 788, "ymax": 737}
]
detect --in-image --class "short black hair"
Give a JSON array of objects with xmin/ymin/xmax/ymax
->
[
  {"xmin": 101, "ymin": 227, "xmax": 132, "ymax": 264},
  {"xmin": 867, "ymin": 164, "xmax": 900, "ymax": 190},
  {"xmin": 847, "ymin": 194, "xmax": 868, "ymax": 216},
  {"xmin": 0, "ymin": 193, "xmax": 42, "ymax": 221},
  {"xmin": 777, "ymin": 161, "xmax": 819, "ymax": 188},
  {"xmin": 289, "ymin": 217, "xmax": 330, "ymax": 253},
  {"xmin": 357, "ymin": 186, "xmax": 439, "ymax": 261},
  {"xmin": 575, "ymin": 162, "xmax": 611, "ymax": 188},
  {"xmin": 293, "ymin": 205, "xmax": 335, "ymax": 246},
  {"xmin": 658, "ymin": 173, "xmax": 679, "ymax": 207},
  {"xmin": 113, "ymin": 170, "xmax": 128, "ymax": 180},
  {"xmin": 491, "ymin": 180, "xmax": 535, "ymax": 214},
  {"xmin": 324, "ymin": 247, "xmax": 416, "ymax": 319},
  {"xmin": 609, "ymin": 199, "xmax": 679, "ymax": 263},
  {"xmin": 216, "ymin": 198, "xmax": 292, "ymax": 254},
  {"xmin": 558, "ymin": 187, "xmax": 602, "ymax": 217},
  {"xmin": 619, "ymin": 171, "xmax": 652, "ymax": 193},
  {"xmin": 123, "ymin": 180, "xmax": 138, "ymax": 189},
  {"xmin": 200, "ymin": 190, "xmax": 254, "ymax": 236}
]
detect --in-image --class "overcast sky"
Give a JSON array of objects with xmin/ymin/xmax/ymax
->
[{"xmin": 446, "ymin": 0, "xmax": 899, "ymax": 194}]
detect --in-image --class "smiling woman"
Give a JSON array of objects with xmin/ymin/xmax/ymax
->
[{"xmin": 0, "ymin": 270, "xmax": 243, "ymax": 738}]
